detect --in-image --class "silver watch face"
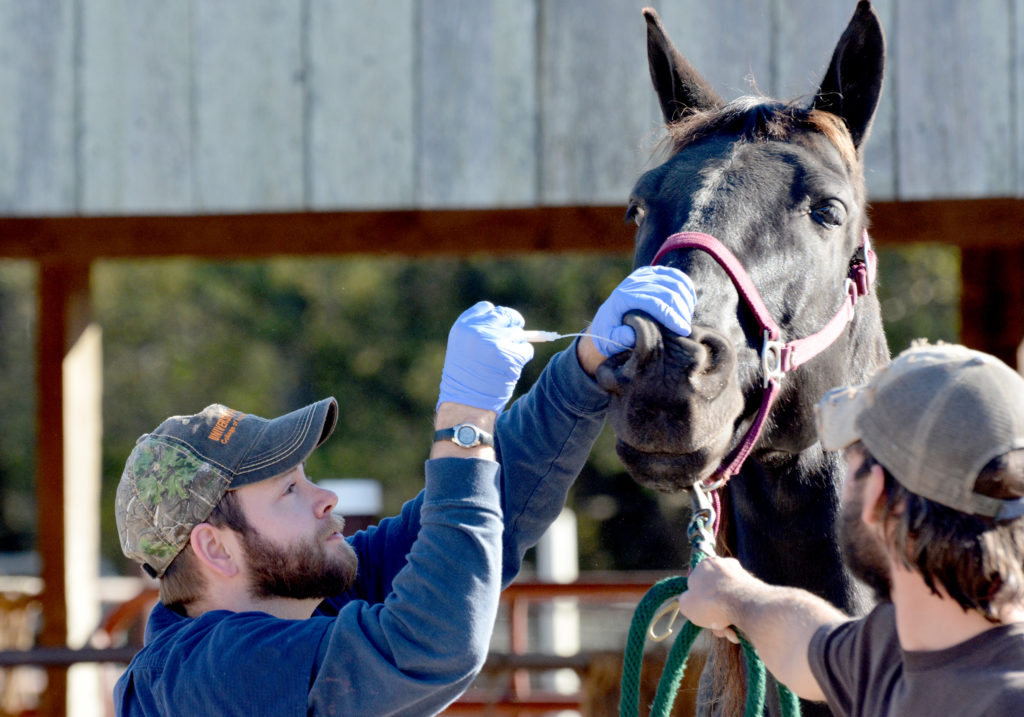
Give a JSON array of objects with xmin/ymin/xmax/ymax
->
[{"xmin": 455, "ymin": 424, "xmax": 479, "ymax": 446}]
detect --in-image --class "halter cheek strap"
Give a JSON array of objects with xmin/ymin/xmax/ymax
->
[{"xmin": 651, "ymin": 229, "xmax": 876, "ymax": 489}]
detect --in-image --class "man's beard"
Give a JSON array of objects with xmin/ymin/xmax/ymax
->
[
  {"xmin": 839, "ymin": 489, "xmax": 892, "ymax": 602},
  {"xmin": 242, "ymin": 515, "xmax": 359, "ymax": 601}
]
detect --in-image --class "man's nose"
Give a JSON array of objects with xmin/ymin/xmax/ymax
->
[{"xmin": 313, "ymin": 484, "xmax": 338, "ymax": 517}]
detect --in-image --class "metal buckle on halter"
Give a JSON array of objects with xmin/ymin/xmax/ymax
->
[
  {"xmin": 687, "ymin": 483, "xmax": 718, "ymax": 557},
  {"xmin": 760, "ymin": 329, "xmax": 785, "ymax": 388},
  {"xmin": 850, "ymin": 244, "xmax": 866, "ymax": 269},
  {"xmin": 701, "ymin": 474, "xmax": 727, "ymax": 492},
  {"xmin": 843, "ymin": 276, "xmax": 858, "ymax": 299},
  {"xmin": 850, "ymin": 241, "xmax": 873, "ymax": 296}
]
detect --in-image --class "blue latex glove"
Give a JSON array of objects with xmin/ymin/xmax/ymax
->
[
  {"xmin": 589, "ymin": 265, "xmax": 696, "ymax": 356},
  {"xmin": 437, "ymin": 301, "xmax": 535, "ymax": 413}
]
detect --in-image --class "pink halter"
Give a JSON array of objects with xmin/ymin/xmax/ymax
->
[{"xmin": 652, "ymin": 229, "xmax": 877, "ymax": 490}]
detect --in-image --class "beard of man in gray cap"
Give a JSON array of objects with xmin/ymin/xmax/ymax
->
[{"xmin": 674, "ymin": 341, "xmax": 1024, "ymax": 717}]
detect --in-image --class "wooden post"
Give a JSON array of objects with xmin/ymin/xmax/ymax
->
[
  {"xmin": 36, "ymin": 261, "xmax": 102, "ymax": 717},
  {"xmin": 960, "ymin": 246, "xmax": 1024, "ymax": 367}
]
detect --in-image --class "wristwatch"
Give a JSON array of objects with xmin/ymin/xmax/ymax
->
[{"xmin": 433, "ymin": 423, "xmax": 494, "ymax": 448}]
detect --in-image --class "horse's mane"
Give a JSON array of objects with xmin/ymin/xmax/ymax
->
[{"xmin": 663, "ymin": 97, "xmax": 858, "ymax": 169}]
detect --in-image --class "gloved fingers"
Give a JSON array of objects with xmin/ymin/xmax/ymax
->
[
  {"xmin": 605, "ymin": 325, "xmax": 637, "ymax": 352},
  {"xmin": 438, "ymin": 302, "xmax": 533, "ymax": 413},
  {"xmin": 456, "ymin": 300, "xmax": 497, "ymax": 322},
  {"xmin": 622, "ymin": 267, "xmax": 696, "ymax": 318},
  {"xmin": 589, "ymin": 265, "xmax": 696, "ymax": 356},
  {"xmin": 492, "ymin": 305, "xmax": 526, "ymax": 329},
  {"xmin": 647, "ymin": 270, "xmax": 697, "ymax": 312},
  {"xmin": 639, "ymin": 264, "xmax": 696, "ymax": 293},
  {"xmin": 498, "ymin": 335, "xmax": 535, "ymax": 366},
  {"xmin": 485, "ymin": 305, "xmax": 533, "ymax": 365},
  {"xmin": 455, "ymin": 302, "xmax": 526, "ymax": 336},
  {"xmin": 626, "ymin": 294, "xmax": 693, "ymax": 338}
]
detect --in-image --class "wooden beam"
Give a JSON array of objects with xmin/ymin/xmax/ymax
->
[
  {"xmin": 0, "ymin": 198, "xmax": 1020, "ymax": 262},
  {"xmin": 867, "ymin": 198, "xmax": 1024, "ymax": 249},
  {"xmin": 0, "ymin": 206, "xmax": 635, "ymax": 260}
]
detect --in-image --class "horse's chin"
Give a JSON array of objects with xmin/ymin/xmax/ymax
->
[{"xmin": 615, "ymin": 440, "xmax": 726, "ymax": 493}]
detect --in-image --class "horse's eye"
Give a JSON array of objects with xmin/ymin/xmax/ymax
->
[
  {"xmin": 626, "ymin": 201, "xmax": 647, "ymax": 227},
  {"xmin": 811, "ymin": 200, "xmax": 846, "ymax": 228}
]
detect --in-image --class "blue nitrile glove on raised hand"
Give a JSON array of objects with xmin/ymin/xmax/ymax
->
[
  {"xmin": 437, "ymin": 301, "xmax": 535, "ymax": 413},
  {"xmin": 589, "ymin": 265, "xmax": 696, "ymax": 356}
]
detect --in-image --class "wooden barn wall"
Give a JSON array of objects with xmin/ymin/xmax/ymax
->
[{"xmin": 0, "ymin": 0, "xmax": 1022, "ymax": 218}]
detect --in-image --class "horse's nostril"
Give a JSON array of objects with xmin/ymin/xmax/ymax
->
[
  {"xmin": 685, "ymin": 326, "xmax": 736, "ymax": 376},
  {"xmin": 622, "ymin": 310, "xmax": 665, "ymax": 367}
]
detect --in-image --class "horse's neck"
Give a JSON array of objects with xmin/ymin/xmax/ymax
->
[
  {"xmin": 726, "ymin": 449, "xmax": 868, "ymax": 614},
  {"xmin": 846, "ymin": 298, "xmax": 891, "ymax": 379}
]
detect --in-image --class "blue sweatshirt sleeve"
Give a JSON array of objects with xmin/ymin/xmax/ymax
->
[
  {"xmin": 495, "ymin": 341, "xmax": 610, "ymax": 586},
  {"xmin": 308, "ymin": 457, "xmax": 503, "ymax": 717}
]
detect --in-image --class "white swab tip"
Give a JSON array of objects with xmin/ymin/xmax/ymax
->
[{"xmin": 520, "ymin": 330, "xmax": 562, "ymax": 343}]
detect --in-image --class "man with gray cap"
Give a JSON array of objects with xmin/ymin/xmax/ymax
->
[
  {"xmin": 676, "ymin": 341, "xmax": 1024, "ymax": 716},
  {"xmin": 112, "ymin": 266, "xmax": 697, "ymax": 716}
]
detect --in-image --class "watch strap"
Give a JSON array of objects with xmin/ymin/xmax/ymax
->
[{"xmin": 433, "ymin": 423, "xmax": 494, "ymax": 448}]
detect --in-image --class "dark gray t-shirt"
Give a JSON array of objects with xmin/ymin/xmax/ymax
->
[{"xmin": 809, "ymin": 603, "xmax": 1024, "ymax": 716}]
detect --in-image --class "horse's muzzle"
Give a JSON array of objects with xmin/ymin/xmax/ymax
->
[{"xmin": 598, "ymin": 313, "xmax": 745, "ymax": 492}]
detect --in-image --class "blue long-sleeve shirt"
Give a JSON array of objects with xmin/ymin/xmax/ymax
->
[{"xmin": 114, "ymin": 344, "xmax": 609, "ymax": 716}]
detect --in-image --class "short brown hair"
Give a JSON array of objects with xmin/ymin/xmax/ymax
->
[
  {"xmin": 158, "ymin": 490, "xmax": 250, "ymax": 615},
  {"xmin": 865, "ymin": 447, "xmax": 1024, "ymax": 620}
]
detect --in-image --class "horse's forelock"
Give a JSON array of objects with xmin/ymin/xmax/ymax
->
[
  {"xmin": 662, "ymin": 98, "xmax": 858, "ymax": 169},
  {"xmin": 805, "ymin": 109, "xmax": 858, "ymax": 169}
]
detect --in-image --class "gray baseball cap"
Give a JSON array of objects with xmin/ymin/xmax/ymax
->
[
  {"xmin": 116, "ymin": 398, "xmax": 338, "ymax": 577},
  {"xmin": 815, "ymin": 342, "xmax": 1024, "ymax": 520}
]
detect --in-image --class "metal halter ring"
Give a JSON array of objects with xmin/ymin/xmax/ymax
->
[
  {"xmin": 760, "ymin": 329, "xmax": 785, "ymax": 388},
  {"xmin": 687, "ymin": 483, "xmax": 718, "ymax": 557}
]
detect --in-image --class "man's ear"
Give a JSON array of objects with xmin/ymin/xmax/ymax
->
[
  {"xmin": 190, "ymin": 523, "xmax": 241, "ymax": 578},
  {"xmin": 860, "ymin": 463, "xmax": 887, "ymax": 526}
]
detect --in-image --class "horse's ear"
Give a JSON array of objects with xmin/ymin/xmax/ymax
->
[
  {"xmin": 812, "ymin": 1, "xmax": 886, "ymax": 150},
  {"xmin": 644, "ymin": 7, "xmax": 723, "ymax": 124}
]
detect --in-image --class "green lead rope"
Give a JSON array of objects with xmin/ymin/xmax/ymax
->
[{"xmin": 618, "ymin": 509, "xmax": 801, "ymax": 717}]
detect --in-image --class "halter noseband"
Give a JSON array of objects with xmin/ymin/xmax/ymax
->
[{"xmin": 651, "ymin": 230, "xmax": 877, "ymax": 490}]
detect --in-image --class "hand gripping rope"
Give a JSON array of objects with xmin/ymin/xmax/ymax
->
[{"xmin": 617, "ymin": 484, "xmax": 801, "ymax": 717}]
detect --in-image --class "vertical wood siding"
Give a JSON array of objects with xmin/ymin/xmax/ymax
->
[
  {"xmin": 307, "ymin": 0, "xmax": 416, "ymax": 209},
  {"xmin": 0, "ymin": 0, "xmax": 75, "ymax": 215},
  {"xmin": 0, "ymin": 0, "xmax": 1020, "ymax": 216},
  {"xmin": 895, "ymin": 0, "xmax": 1014, "ymax": 199},
  {"xmin": 80, "ymin": 1, "xmax": 192, "ymax": 213}
]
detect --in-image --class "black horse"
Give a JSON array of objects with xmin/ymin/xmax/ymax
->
[{"xmin": 598, "ymin": 3, "xmax": 889, "ymax": 714}]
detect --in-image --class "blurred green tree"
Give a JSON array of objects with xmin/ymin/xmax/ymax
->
[
  {"xmin": 0, "ymin": 243, "xmax": 962, "ymax": 575},
  {"xmin": 0, "ymin": 262, "xmax": 36, "ymax": 554}
]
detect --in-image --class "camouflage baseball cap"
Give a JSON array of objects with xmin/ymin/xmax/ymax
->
[{"xmin": 116, "ymin": 398, "xmax": 338, "ymax": 577}]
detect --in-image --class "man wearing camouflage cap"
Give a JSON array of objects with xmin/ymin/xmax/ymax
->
[
  {"xmin": 112, "ymin": 267, "xmax": 697, "ymax": 716},
  {"xmin": 676, "ymin": 341, "xmax": 1024, "ymax": 716}
]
